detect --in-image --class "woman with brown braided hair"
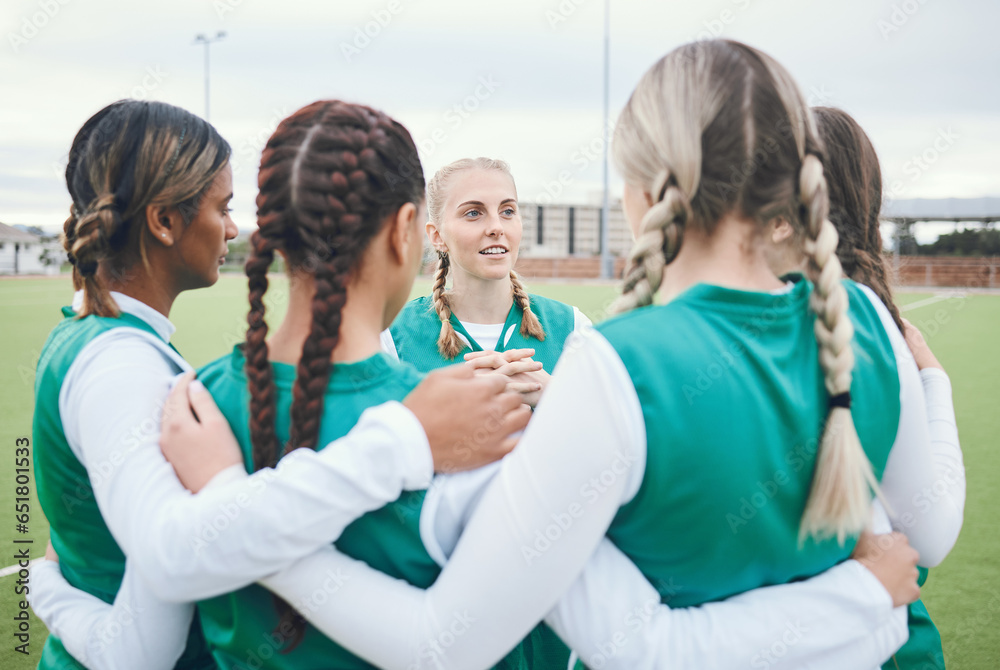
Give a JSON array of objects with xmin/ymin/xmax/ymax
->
[
  {"xmin": 166, "ymin": 41, "xmax": 963, "ymax": 668},
  {"xmin": 763, "ymin": 106, "xmax": 964, "ymax": 670},
  {"xmin": 29, "ymin": 99, "xmax": 522, "ymax": 670},
  {"xmin": 386, "ymin": 157, "xmax": 591, "ymax": 409}
]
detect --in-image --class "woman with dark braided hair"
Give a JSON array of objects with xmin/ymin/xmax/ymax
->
[
  {"xmin": 763, "ymin": 106, "xmax": 964, "ymax": 670},
  {"xmin": 29, "ymin": 99, "xmax": 523, "ymax": 669},
  {"xmin": 164, "ymin": 42, "xmax": 959, "ymax": 669},
  {"xmin": 386, "ymin": 158, "xmax": 590, "ymax": 410}
]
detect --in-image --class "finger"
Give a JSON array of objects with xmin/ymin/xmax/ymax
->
[
  {"xmin": 163, "ymin": 372, "xmax": 197, "ymax": 425},
  {"xmin": 500, "ymin": 404, "xmax": 532, "ymax": 437},
  {"xmin": 500, "ymin": 348, "xmax": 535, "ymax": 362},
  {"xmin": 466, "ymin": 354, "xmax": 505, "ymax": 370},
  {"xmin": 507, "ymin": 382, "xmax": 543, "ymax": 394},
  {"xmin": 497, "ymin": 360, "xmax": 544, "ymax": 376},
  {"xmin": 478, "ymin": 372, "xmax": 510, "ymax": 395},
  {"xmin": 186, "ymin": 378, "xmax": 226, "ymax": 426},
  {"xmin": 463, "ymin": 350, "xmax": 496, "ymax": 362}
]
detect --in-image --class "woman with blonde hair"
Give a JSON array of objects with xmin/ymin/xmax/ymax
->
[
  {"xmin": 386, "ymin": 157, "xmax": 590, "ymax": 408},
  {"xmin": 162, "ymin": 40, "xmax": 961, "ymax": 668}
]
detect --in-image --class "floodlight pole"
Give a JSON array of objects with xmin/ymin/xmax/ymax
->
[
  {"xmin": 194, "ymin": 31, "xmax": 226, "ymax": 122},
  {"xmin": 599, "ymin": 0, "xmax": 612, "ymax": 279}
]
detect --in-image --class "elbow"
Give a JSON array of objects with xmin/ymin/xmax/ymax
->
[{"xmin": 914, "ymin": 517, "xmax": 964, "ymax": 569}]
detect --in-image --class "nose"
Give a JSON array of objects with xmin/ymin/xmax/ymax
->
[
  {"xmin": 484, "ymin": 212, "xmax": 504, "ymax": 237},
  {"xmin": 224, "ymin": 216, "xmax": 238, "ymax": 241}
]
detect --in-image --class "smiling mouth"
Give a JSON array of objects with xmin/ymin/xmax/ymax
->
[{"xmin": 479, "ymin": 246, "xmax": 508, "ymax": 255}]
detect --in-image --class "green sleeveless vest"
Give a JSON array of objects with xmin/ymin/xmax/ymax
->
[
  {"xmin": 390, "ymin": 293, "xmax": 576, "ymax": 668},
  {"xmin": 33, "ymin": 306, "xmax": 213, "ymax": 669},
  {"xmin": 389, "ymin": 294, "xmax": 576, "ymax": 373},
  {"xmin": 598, "ymin": 278, "xmax": 901, "ymax": 608},
  {"xmin": 195, "ymin": 348, "xmax": 446, "ymax": 669}
]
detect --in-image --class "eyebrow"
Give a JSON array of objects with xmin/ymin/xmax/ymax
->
[
  {"xmin": 222, "ymin": 192, "xmax": 234, "ymax": 202},
  {"xmin": 454, "ymin": 199, "xmax": 517, "ymax": 210}
]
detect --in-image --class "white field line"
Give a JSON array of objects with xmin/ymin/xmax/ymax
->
[
  {"xmin": 900, "ymin": 292, "xmax": 966, "ymax": 312},
  {"xmin": 0, "ymin": 557, "xmax": 42, "ymax": 578}
]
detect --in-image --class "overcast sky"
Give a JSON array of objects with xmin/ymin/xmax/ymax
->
[{"xmin": 2, "ymin": 0, "xmax": 997, "ymax": 234}]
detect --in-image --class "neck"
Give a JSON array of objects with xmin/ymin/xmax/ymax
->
[
  {"xmin": 102, "ymin": 264, "xmax": 178, "ymax": 317},
  {"xmin": 658, "ymin": 215, "xmax": 785, "ymax": 303},
  {"xmin": 268, "ymin": 272, "xmax": 383, "ymax": 366},
  {"xmin": 448, "ymin": 271, "xmax": 513, "ymax": 324}
]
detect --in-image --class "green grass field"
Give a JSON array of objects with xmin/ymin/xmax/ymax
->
[{"xmin": 0, "ymin": 275, "xmax": 997, "ymax": 668}]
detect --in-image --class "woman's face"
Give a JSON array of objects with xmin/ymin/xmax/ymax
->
[
  {"xmin": 431, "ymin": 168, "xmax": 521, "ymax": 283},
  {"xmin": 174, "ymin": 163, "xmax": 237, "ymax": 290}
]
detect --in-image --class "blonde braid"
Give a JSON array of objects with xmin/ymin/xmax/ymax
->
[
  {"xmin": 797, "ymin": 154, "xmax": 885, "ymax": 545},
  {"xmin": 509, "ymin": 270, "xmax": 545, "ymax": 340},
  {"xmin": 611, "ymin": 171, "xmax": 690, "ymax": 314},
  {"xmin": 432, "ymin": 251, "xmax": 465, "ymax": 358}
]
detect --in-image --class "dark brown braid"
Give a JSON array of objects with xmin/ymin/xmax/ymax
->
[
  {"xmin": 243, "ymin": 100, "xmax": 425, "ymax": 650},
  {"xmin": 814, "ymin": 107, "xmax": 904, "ymax": 332}
]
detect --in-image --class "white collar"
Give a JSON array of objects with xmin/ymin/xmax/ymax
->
[{"xmin": 71, "ymin": 290, "xmax": 176, "ymax": 342}]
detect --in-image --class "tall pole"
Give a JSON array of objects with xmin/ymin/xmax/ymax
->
[
  {"xmin": 599, "ymin": 0, "xmax": 612, "ymax": 279},
  {"xmin": 194, "ymin": 32, "xmax": 226, "ymax": 122}
]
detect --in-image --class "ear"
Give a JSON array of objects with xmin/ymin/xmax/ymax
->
[
  {"xmin": 771, "ymin": 217, "xmax": 795, "ymax": 245},
  {"xmin": 145, "ymin": 204, "xmax": 185, "ymax": 246},
  {"xmin": 425, "ymin": 220, "xmax": 447, "ymax": 254},
  {"xmin": 388, "ymin": 202, "xmax": 418, "ymax": 265}
]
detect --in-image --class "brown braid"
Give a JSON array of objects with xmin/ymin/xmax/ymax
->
[
  {"xmin": 814, "ymin": 106, "xmax": 904, "ymax": 332},
  {"xmin": 431, "ymin": 251, "xmax": 465, "ymax": 358},
  {"xmin": 244, "ymin": 100, "xmax": 425, "ymax": 650},
  {"xmin": 509, "ymin": 270, "xmax": 545, "ymax": 340}
]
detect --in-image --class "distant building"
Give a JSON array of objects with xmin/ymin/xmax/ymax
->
[
  {"xmin": 520, "ymin": 201, "xmax": 632, "ymax": 257},
  {"xmin": 0, "ymin": 222, "xmax": 58, "ymax": 275}
]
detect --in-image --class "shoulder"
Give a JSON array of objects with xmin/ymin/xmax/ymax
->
[
  {"xmin": 197, "ymin": 347, "xmax": 244, "ymax": 389},
  {"xmin": 397, "ymin": 296, "xmax": 436, "ymax": 321},
  {"xmin": 527, "ymin": 293, "xmax": 578, "ymax": 328}
]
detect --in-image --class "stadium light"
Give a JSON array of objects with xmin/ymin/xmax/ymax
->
[{"xmin": 193, "ymin": 31, "xmax": 226, "ymax": 122}]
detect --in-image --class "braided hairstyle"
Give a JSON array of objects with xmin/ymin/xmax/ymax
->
[
  {"xmin": 425, "ymin": 157, "xmax": 544, "ymax": 358},
  {"xmin": 243, "ymin": 101, "xmax": 425, "ymax": 648},
  {"xmin": 612, "ymin": 40, "xmax": 882, "ymax": 544},
  {"xmin": 814, "ymin": 107, "xmax": 903, "ymax": 332},
  {"xmin": 63, "ymin": 100, "xmax": 231, "ymax": 316}
]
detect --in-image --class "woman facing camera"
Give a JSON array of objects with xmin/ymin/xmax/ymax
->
[{"xmin": 386, "ymin": 157, "xmax": 590, "ymax": 408}]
